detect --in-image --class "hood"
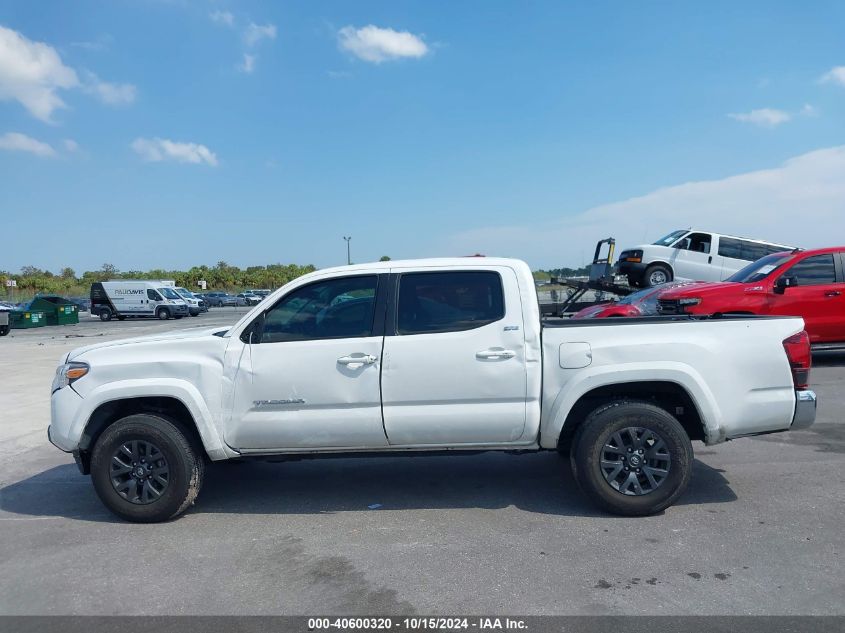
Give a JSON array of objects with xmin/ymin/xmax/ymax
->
[
  {"xmin": 67, "ymin": 326, "xmax": 228, "ymax": 361},
  {"xmin": 571, "ymin": 302, "xmax": 641, "ymax": 319},
  {"xmin": 659, "ymin": 281, "xmax": 743, "ymax": 299}
]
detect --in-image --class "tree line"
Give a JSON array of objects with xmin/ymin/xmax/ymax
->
[{"xmin": 0, "ymin": 262, "xmax": 317, "ymax": 300}]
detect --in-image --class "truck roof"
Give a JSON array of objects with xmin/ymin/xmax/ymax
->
[{"xmin": 313, "ymin": 257, "xmax": 528, "ymax": 277}]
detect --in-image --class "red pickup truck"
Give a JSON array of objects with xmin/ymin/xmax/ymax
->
[{"xmin": 658, "ymin": 247, "xmax": 845, "ymax": 347}]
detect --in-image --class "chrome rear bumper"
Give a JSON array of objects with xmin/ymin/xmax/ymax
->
[{"xmin": 791, "ymin": 390, "xmax": 816, "ymax": 430}]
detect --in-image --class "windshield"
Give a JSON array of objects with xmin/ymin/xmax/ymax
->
[
  {"xmin": 616, "ymin": 286, "xmax": 658, "ymax": 305},
  {"xmin": 175, "ymin": 288, "xmax": 191, "ymax": 297},
  {"xmin": 726, "ymin": 252, "xmax": 791, "ymax": 283},
  {"xmin": 159, "ymin": 287, "xmax": 181, "ymax": 300},
  {"xmin": 652, "ymin": 229, "xmax": 688, "ymax": 247}
]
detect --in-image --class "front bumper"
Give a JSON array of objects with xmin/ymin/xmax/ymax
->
[
  {"xmin": 617, "ymin": 260, "xmax": 648, "ymax": 284},
  {"xmin": 791, "ymin": 390, "xmax": 816, "ymax": 429}
]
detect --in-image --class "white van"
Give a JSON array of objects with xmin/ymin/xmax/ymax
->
[
  {"xmin": 90, "ymin": 281, "xmax": 190, "ymax": 321},
  {"xmin": 617, "ymin": 229, "xmax": 797, "ymax": 287}
]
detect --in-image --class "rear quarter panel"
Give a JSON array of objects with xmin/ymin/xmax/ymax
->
[{"xmin": 540, "ymin": 317, "xmax": 804, "ymax": 448}]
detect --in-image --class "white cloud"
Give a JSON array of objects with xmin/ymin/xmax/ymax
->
[
  {"xmin": 338, "ymin": 25, "xmax": 429, "ymax": 63},
  {"xmin": 244, "ymin": 22, "xmax": 276, "ymax": 47},
  {"xmin": 71, "ymin": 34, "xmax": 113, "ymax": 52},
  {"xmin": 820, "ymin": 66, "xmax": 845, "ymax": 86},
  {"xmin": 63, "ymin": 138, "xmax": 78, "ymax": 152},
  {"xmin": 445, "ymin": 146, "xmax": 845, "ymax": 269},
  {"xmin": 237, "ymin": 53, "xmax": 256, "ymax": 74},
  {"xmin": 0, "ymin": 131, "xmax": 56, "ymax": 157},
  {"xmin": 131, "ymin": 137, "xmax": 218, "ymax": 166},
  {"xmin": 0, "ymin": 25, "xmax": 135, "ymax": 121},
  {"xmin": 81, "ymin": 70, "xmax": 136, "ymax": 105},
  {"xmin": 728, "ymin": 108, "xmax": 791, "ymax": 127},
  {"xmin": 210, "ymin": 10, "xmax": 235, "ymax": 27},
  {"xmin": 0, "ymin": 25, "xmax": 79, "ymax": 122},
  {"xmin": 800, "ymin": 103, "xmax": 819, "ymax": 117}
]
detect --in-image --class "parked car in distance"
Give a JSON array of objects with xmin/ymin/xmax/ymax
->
[
  {"xmin": 571, "ymin": 282, "xmax": 695, "ymax": 319},
  {"xmin": 657, "ymin": 247, "xmax": 845, "ymax": 347},
  {"xmin": 173, "ymin": 287, "xmax": 207, "ymax": 316},
  {"xmin": 0, "ymin": 306, "xmax": 9, "ymax": 336},
  {"xmin": 49, "ymin": 257, "xmax": 815, "ymax": 522},
  {"xmin": 221, "ymin": 293, "xmax": 242, "ymax": 307},
  {"xmin": 617, "ymin": 229, "xmax": 795, "ymax": 288},
  {"xmin": 237, "ymin": 292, "xmax": 261, "ymax": 306},
  {"xmin": 201, "ymin": 292, "xmax": 228, "ymax": 307}
]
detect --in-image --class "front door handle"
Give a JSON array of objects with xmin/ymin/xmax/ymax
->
[
  {"xmin": 337, "ymin": 354, "xmax": 378, "ymax": 368},
  {"xmin": 825, "ymin": 291, "xmax": 841, "ymax": 297},
  {"xmin": 476, "ymin": 348, "xmax": 516, "ymax": 360}
]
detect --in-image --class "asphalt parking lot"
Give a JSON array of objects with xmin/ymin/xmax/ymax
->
[{"xmin": 1, "ymin": 310, "xmax": 843, "ymax": 615}]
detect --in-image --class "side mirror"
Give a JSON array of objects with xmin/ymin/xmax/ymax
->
[{"xmin": 774, "ymin": 275, "xmax": 798, "ymax": 294}]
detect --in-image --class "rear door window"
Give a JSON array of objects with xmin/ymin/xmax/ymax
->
[
  {"xmin": 718, "ymin": 237, "xmax": 742, "ymax": 260},
  {"xmin": 397, "ymin": 271, "xmax": 505, "ymax": 335}
]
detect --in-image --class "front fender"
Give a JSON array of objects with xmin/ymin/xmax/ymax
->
[
  {"xmin": 71, "ymin": 379, "xmax": 234, "ymax": 461},
  {"xmin": 540, "ymin": 362, "xmax": 723, "ymax": 449}
]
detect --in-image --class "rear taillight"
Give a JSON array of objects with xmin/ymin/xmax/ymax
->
[{"xmin": 783, "ymin": 331, "xmax": 811, "ymax": 389}]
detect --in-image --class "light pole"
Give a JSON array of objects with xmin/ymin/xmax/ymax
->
[{"xmin": 343, "ymin": 236, "xmax": 352, "ymax": 265}]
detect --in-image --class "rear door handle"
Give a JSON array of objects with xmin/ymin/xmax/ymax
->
[
  {"xmin": 825, "ymin": 291, "xmax": 841, "ymax": 297},
  {"xmin": 476, "ymin": 349, "xmax": 516, "ymax": 360},
  {"xmin": 337, "ymin": 354, "xmax": 378, "ymax": 368}
]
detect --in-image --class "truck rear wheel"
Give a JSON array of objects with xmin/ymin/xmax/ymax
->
[
  {"xmin": 90, "ymin": 414, "xmax": 204, "ymax": 523},
  {"xmin": 99, "ymin": 309, "xmax": 112, "ymax": 322},
  {"xmin": 570, "ymin": 400, "xmax": 692, "ymax": 516}
]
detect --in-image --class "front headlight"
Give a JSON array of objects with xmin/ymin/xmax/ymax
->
[
  {"xmin": 52, "ymin": 362, "xmax": 89, "ymax": 394},
  {"xmin": 620, "ymin": 249, "xmax": 644, "ymax": 263},
  {"xmin": 678, "ymin": 297, "xmax": 702, "ymax": 306}
]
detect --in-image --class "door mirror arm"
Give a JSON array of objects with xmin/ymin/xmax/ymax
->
[{"xmin": 774, "ymin": 275, "xmax": 798, "ymax": 294}]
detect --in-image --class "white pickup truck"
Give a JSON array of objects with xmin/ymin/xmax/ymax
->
[{"xmin": 48, "ymin": 258, "xmax": 817, "ymax": 522}]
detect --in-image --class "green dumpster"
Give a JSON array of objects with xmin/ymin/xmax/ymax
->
[
  {"xmin": 0, "ymin": 310, "xmax": 9, "ymax": 336},
  {"xmin": 28, "ymin": 296, "xmax": 80, "ymax": 326},
  {"xmin": 10, "ymin": 310, "xmax": 47, "ymax": 329}
]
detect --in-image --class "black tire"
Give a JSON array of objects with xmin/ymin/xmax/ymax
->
[
  {"xmin": 156, "ymin": 307, "xmax": 170, "ymax": 320},
  {"xmin": 174, "ymin": 315, "xmax": 183, "ymax": 320},
  {"xmin": 99, "ymin": 309, "xmax": 112, "ymax": 322},
  {"xmin": 90, "ymin": 414, "xmax": 205, "ymax": 523},
  {"xmin": 0, "ymin": 325, "xmax": 9, "ymax": 336},
  {"xmin": 643, "ymin": 263, "xmax": 672, "ymax": 287},
  {"xmin": 117, "ymin": 315, "xmax": 126, "ymax": 321},
  {"xmin": 570, "ymin": 400, "xmax": 693, "ymax": 516},
  {"xmin": 190, "ymin": 312, "xmax": 199, "ymax": 317}
]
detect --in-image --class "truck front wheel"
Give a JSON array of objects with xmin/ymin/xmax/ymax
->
[
  {"xmin": 570, "ymin": 400, "xmax": 692, "ymax": 516},
  {"xmin": 90, "ymin": 414, "xmax": 205, "ymax": 523},
  {"xmin": 643, "ymin": 264, "xmax": 672, "ymax": 287},
  {"xmin": 156, "ymin": 308, "xmax": 170, "ymax": 320}
]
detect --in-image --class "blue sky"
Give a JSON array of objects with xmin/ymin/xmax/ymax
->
[{"xmin": 1, "ymin": 0, "xmax": 844, "ymax": 272}]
